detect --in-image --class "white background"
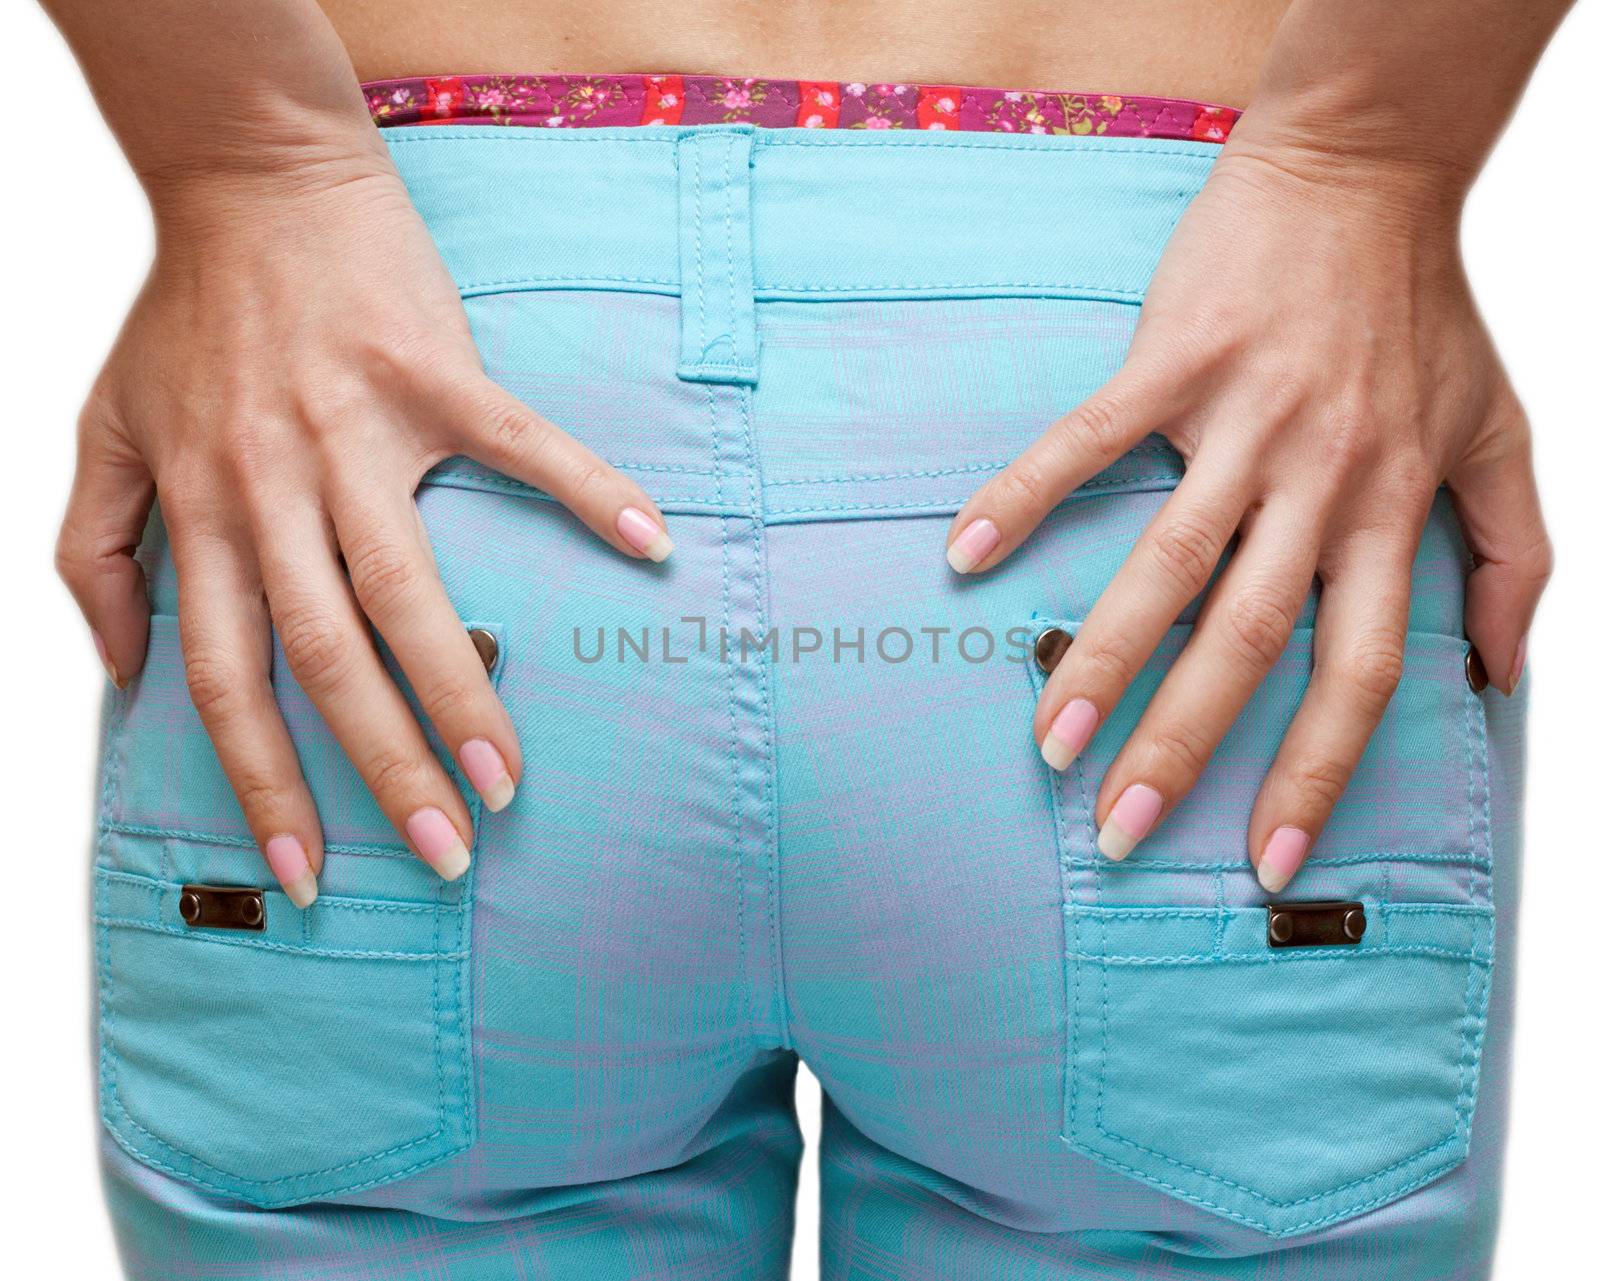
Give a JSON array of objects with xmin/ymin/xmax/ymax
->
[{"xmin": 2, "ymin": 4, "xmax": 1594, "ymax": 1276}]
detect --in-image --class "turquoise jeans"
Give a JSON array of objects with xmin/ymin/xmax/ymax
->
[{"xmin": 96, "ymin": 126, "xmax": 1525, "ymax": 1278}]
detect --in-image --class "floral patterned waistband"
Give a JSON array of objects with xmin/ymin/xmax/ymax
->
[{"xmin": 363, "ymin": 74, "xmax": 1238, "ymax": 143}]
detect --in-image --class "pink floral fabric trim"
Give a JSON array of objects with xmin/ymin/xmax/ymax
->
[{"xmin": 364, "ymin": 74, "xmax": 1238, "ymax": 143}]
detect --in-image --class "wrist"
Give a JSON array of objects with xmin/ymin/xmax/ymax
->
[
  {"xmin": 1218, "ymin": 90, "xmax": 1478, "ymax": 230},
  {"xmin": 142, "ymin": 120, "xmax": 399, "ymax": 248},
  {"xmin": 125, "ymin": 74, "xmax": 390, "ymax": 213},
  {"xmin": 1231, "ymin": 0, "xmax": 1572, "ymax": 202}
]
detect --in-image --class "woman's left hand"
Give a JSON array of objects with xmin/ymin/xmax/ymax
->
[{"xmin": 943, "ymin": 130, "xmax": 1551, "ymax": 892}]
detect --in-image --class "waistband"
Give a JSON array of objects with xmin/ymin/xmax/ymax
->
[
  {"xmin": 382, "ymin": 124, "xmax": 1220, "ymax": 371},
  {"xmin": 364, "ymin": 73, "xmax": 1239, "ymax": 143}
]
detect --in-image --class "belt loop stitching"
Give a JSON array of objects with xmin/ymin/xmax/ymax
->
[
  {"xmin": 722, "ymin": 133, "xmax": 752, "ymax": 379},
  {"xmin": 693, "ymin": 134, "xmax": 709, "ymax": 369},
  {"xmin": 676, "ymin": 128, "xmax": 759, "ymax": 385}
]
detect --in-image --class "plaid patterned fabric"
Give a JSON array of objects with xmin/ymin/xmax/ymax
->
[{"xmin": 95, "ymin": 127, "xmax": 1524, "ymax": 1278}]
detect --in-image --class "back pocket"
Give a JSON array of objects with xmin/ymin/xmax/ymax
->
[
  {"xmin": 92, "ymin": 615, "xmax": 496, "ymax": 1206},
  {"xmin": 94, "ymin": 836, "xmax": 474, "ymax": 1207},
  {"xmin": 1025, "ymin": 616, "xmax": 1495, "ymax": 1237},
  {"xmin": 1064, "ymin": 901, "xmax": 1492, "ymax": 1237}
]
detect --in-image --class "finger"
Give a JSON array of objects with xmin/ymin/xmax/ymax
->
[
  {"xmin": 1447, "ymin": 400, "xmax": 1551, "ymax": 695},
  {"xmin": 436, "ymin": 372, "xmax": 674, "ymax": 562},
  {"xmin": 945, "ymin": 360, "xmax": 1191, "ymax": 574},
  {"xmin": 1247, "ymin": 527, "xmax": 1419, "ymax": 892},
  {"xmin": 171, "ymin": 532, "xmax": 325, "ymax": 906},
  {"xmin": 1033, "ymin": 456, "xmax": 1251, "ymax": 770},
  {"xmin": 331, "ymin": 477, "xmax": 520, "ymax": 812},
  {"xmin": 1091, "ymin": 499, "xmax": 1321, "ymax": 861},
  {"xmin": 55, "ymin": 407, "xmax": 156, "ymax": 687},
  {"xmin": 257, "ymin": 508, "xmax": 476, "ymax": 881}
]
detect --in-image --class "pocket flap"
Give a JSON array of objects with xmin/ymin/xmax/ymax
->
[
  {"xmin": 1065, "ymin": 902, "xmax": 1493, "ymax": 1237},
  {"xmin": 95, "ymin": 847, "xmax": 474, "ymax": 1207}
]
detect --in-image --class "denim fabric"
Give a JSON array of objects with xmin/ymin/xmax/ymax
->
[{"xmin": 96, "ymin": 126, "xmax": 1525, "ymax": 1278}]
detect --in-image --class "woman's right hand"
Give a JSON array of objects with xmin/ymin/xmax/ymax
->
[{"xmin": 54, "ymin": 149, "xmax": 674, "ymax": 907}]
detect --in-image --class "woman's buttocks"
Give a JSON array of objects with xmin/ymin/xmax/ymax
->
[{"xmin": 321, "ymin": 0, "xmax": 1291, "ymax": 108}]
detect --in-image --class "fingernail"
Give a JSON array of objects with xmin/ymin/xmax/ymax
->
[
  {"xmin": 946, "ymin": 518, "xmax": 1000, "ymax": 574},
  {"xmin": 1098, "ymin": 784, "xmax": 1163, "ymax": 861},
  {"xmin": 92, "ymin": 630, "xmax": 124, "ymax": 688},
  {"xmin": 406, "ymin": 806, "xmax": 471, "ymax": 880},
  {"xmin": 264, "ymin": 834, "xmax": 318, "ymax": 909},
  {"xmin": 1257, "ymin": 825, "xmax": 1310, "ymax": 894},
  {"xmin": 1041, "ymin": 699, "xmax": 1098, "ymax": 771},
  {"xmin": 1508, "ymin": 635, "xmax": 1528, "ymax": 694},
  {"xmin": 459, "ymin": 738, "xmax": 515, "ymax": 812},
  {"xmin": 617, "ymin": 507, "xmax": 674, "ymax": 562}
]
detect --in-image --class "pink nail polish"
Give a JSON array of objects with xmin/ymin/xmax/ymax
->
[
  {"xmin": 1041, "ymin": 699, "xmax": 1098, "ymax": 771},
  {"xmin": 1257, "ymin": 826, "xmax": 1311, "ymax": 894},
  {"xmin": 264, "ymin": 834, "xmax": 318, "ymax": 909},
  {"xmin": 616, "ymin": 507, "xmax": 674, "ymax": 562},
  {"xmin": 1508, "ymin": 635, "xmax": 1528, "ymax": 694},
  {"xmin": 946, "ymin": 518, "xmax": 1000, "ymax": 574},
  {"xmin": 91, "ymin": 630, "xmax": 123, "ymax": 688},
  {"xmin": 1098, "ymin": 784, "xmax": 1163, "ymax": 861},
  {"xmin": 406, "ymin": 806, "xmax": 471, "ymax": 880},
  {"xmin": 459, "ymin": 738, "xmax": 515, "ymax": 812}
]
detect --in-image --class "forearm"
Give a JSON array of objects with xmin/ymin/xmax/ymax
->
[
  {"xmin": 1238, "ymin": 0, "xmax": 1575, "ymax": 194},
  {"xmin": 40, "ymin": 0, "xmax": 384, "ymax": 205}
]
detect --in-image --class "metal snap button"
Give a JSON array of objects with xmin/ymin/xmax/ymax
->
[
  {"xmin": 177, "ymin": 884, "xmax": 267, "ymax": 932},
  {"xmin": 1034, "ymin": 627, "xmax": 1073, "ymax": 675},
  {"xmin": 1267, "ymin": 901, "xmax": 1366, "ymax": 949},
  {"xmin": 1343, "ymin": 906, "xmax": 1367, "ymax": 942},
  {"xmin": 1465, "ymin": 645, "xmax": 1489, "ymax": 694},
  {"xmin": 468, "ymin": 628, "xmax": 499, "ymax": 674}
]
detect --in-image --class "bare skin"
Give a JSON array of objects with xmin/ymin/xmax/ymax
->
[
  {"xmin": 322, "ymin": 0, "xmax": 1292, "ymax": 108},
  {"xmin": 40, "ymin": 0, "xmax": 1566, "ymax": 904}
]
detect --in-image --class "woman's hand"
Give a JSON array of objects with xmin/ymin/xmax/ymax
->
[
  {"xmin": 944, "ymin": 132, "xmax": 1551, "ymax": 892},
  {"xmin": 55, "ymin": 151, "xmax": 673, "ymax": 906}
]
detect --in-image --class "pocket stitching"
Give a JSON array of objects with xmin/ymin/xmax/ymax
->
[
  {"xmin": 98, "ymin": 680, "xmax": 130, "ymax": 855},
  {"xmin": 1071, "ymin": 916, "xmax": 1492, "ymax": 1235},
  {"xmin": 1026, "ymin": 616, "xmax": 1498, "ymax": 1236},
  {"xmin": 1073, "ymin": 810, "xmax": 1489, "ymax": 1227},
  {"xmin": 1071, "ymin": 945, "xmax": 1488, "ymax": 965},
  {"xmin": 95, "ymin": 618, "xmax": 503, "ymax": 1203},
  {"xmin": 97, "ymin": 908, "xmax": 467, "ymax": 1189},
  {"xmin": 95, "ymin": 915, "xmax": 465, "ymax": 962},
  {"xmin": 1083, "ymin": 921, "xmax": 1490, "ymax": 1208},
  {"xmin": 1467, "ymin": 655, "xmax": 1493, "ymax": 909},
  {"xmin": 100, "ymin": 818, "xmax": 422, "ymax": 860},
  {"xmin": 97, "ymin": 857, "xmax": 470, "ymax": 1202}
]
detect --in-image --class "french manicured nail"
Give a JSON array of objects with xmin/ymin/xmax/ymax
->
[
  {"xmin": 91, "ymin": 630, "xmax": 124, "ymax": 688},
  {"xmin": 1098, "ymin": 784, "xmax": 1163, "ymax": 861},
  {"xmin": 1257, "ymin": 825, "xmax": 1310, "ymax": 894},
  {"xmin": 264, "ymin": 834, "xmax": 318, "ymax": 909},
  {"xmin": 946, "ymin": 518, "xmax": 1000, "ymax": 574},
  {"xmin": 617, "ymin": 507, "xmax": 674, "ymax": 562},
  {"xmin": 1508, "ymin": 635, "xmax": 1528, "ymax": 694},
  {"xmin": 459, "ymin": 738, "xmax": 515, "ymax": 812},
  {"xmin": 406, "ymin": 806, "xmax": 471, "ymax": 880},
  {"xmin": 1041, "ymin": 699, "xmax": 1098, "ymax": 771}
]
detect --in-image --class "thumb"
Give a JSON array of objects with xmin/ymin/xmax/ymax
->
[
  {"xmin": 56, "ymin": 411, "xmax": 156, "ymax": 688},
  {"xmin": 1446, "ymin": 402, "xmax": 1552, "ymax": 696}
]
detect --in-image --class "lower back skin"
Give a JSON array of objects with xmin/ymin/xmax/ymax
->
[{"xmin": 322, "ymin": 0, "xmax": 1291, "ymax": 108}]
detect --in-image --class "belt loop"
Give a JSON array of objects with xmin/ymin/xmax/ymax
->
[{"xmin": 675, "ymin": 126, "xmax": 759, "ymax": 385}]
